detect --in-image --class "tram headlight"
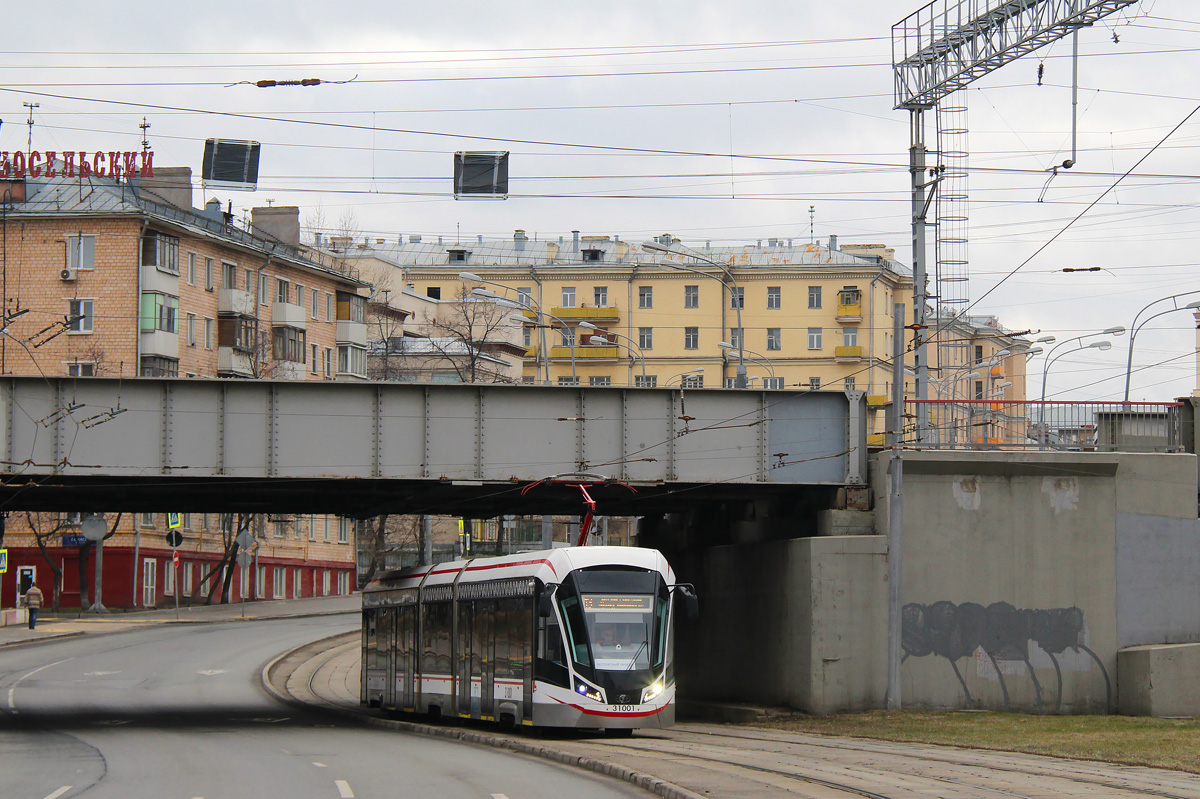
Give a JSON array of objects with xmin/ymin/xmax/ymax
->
[
  {"xmin": 574, "ymin": 679, "xmax": 604, "ymax": 703},
  {"xmin": 642, "ymin": 680, "xmax": 664, "ymax": 703}
]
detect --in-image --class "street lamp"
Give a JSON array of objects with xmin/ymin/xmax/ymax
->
[
  {"xmin": 578, "ymin": 321, "xmax": 647, "ymax": 384},
  {"xmin": 495, "ymin": 299, "xmax": 578, "ymax": 384},
  {"xmin": 642, "ymin": 240, "xmax": 748, "ymax": 389},
  {"xmin": 718, "ymin": 341, "xmax": 776, "ymax": 380},
  {"xmin": 667, "ymin": 367, "xmax": 705, "ymax": 387},
  {"xmin": 1039, "ymin": 327, "xmax": 1123, "ymax": 404},
  {"xmin": 1123, "ymin": 295, "xmax": 1200, "ymax": 400}
]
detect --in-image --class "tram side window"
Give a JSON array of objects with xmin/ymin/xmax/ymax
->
[
  {"xmin": 494, "ymin": 606, "xmax": 511, "ymax": 680},
  {"xmin": 536, "ymin": 614, "xmax": 569, "ymax": 687},
  {"xmin": 495, "ymin": 598, "xmax": 532, "ymax": 681},
  {"xmin": 365, "ymin": 609, "xmax": 381, "ymax": 669},
  {"xmin": 559, "ymin": 594, "xmax": 591, "ymax": 667},
  {"xmin": 422, "ymin": 601, "xmax": 452, "ymax": 675}
]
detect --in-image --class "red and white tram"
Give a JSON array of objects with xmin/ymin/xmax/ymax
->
[{"xmin": 361, "ymin": 546, "xmax": 695, "ymax": 731}]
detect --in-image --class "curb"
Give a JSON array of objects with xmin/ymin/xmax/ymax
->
[
  {"xmin": 0, "ymin": 630, "xmax": 86, "ymax": 649},
  {"xmin": 262, "ymin": 634, "xmax": 705, "ymax": 799}
]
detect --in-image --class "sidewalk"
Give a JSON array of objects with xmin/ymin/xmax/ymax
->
[{"xmin": 0, "ymin": 594, "xmax": 360, "ymax": 648}]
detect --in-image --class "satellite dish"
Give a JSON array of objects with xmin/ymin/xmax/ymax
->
[
  {"xmin": 202, "ymin": 138, "xmax": 261, "ymax": 191},
  {"xmin": 454, "ymin": 151, "xmax": 509, "ymax": 199},
  {"xmin": 80, "ymin": 514, "xmax": 107, "ymax": 542}
]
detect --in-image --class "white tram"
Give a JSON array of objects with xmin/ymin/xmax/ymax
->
[{"xmin": 361, "ymin": 546, "xmax": 696, "ymax": 731}]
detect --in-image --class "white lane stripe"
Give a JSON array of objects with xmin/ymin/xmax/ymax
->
[
  {"xmin": 43, "ymin": 788, "xmax": 72, "ymax": 799},
  {"xmin": 8, "ymin": 659, "xmax": 72, "ymax": 714},
  {"xmin": 313, "ymin": 762, "xmax": 327, "ymax": 767},
  {"xmin": 335, "ymin": 779, "xmax": 354, "ymax": 798},
  {"xmin": 492, "ymin": 795, "xmax": 510, "ymax": 799}
]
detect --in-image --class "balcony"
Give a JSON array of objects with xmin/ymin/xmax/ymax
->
[
  {"xmin": 835, "ymin": 302, "xmax": 863, "ymax": 323},
  {"xmin": 835, "ymin": 345, "xmax": 863, "ymax": 362},
  {"xmin": 219, "ymin": 288, "xmax": 256, "ymax": 317},
  {"xmin": 217, "ymin": 347, "xmax": 254, "ymax": 377},
  {"xmin": 140, "ymin": 329, "xmax": 179, "ymax": 359},
  {"xmin": 866, "ymin": 394, "xmax": 889, "ymax": 407},
  {"xmin": 272, "ymin": 302, "xmax": 307, "ymax": 329},
  {"xmin": 550, "ymin": 305, "xmax": 620, "ymax": 321},
  {"xmin": 549, "ymin": 345, "xmax": 620, "ymax": 360},
  {"xmin": 336, "ymin": 320, "xmax": 367, "ymax": 346}
]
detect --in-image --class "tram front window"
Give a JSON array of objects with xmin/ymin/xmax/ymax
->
[{"xmin": 584, "ymin": 595, "xmax": 656, "ymax": 671}]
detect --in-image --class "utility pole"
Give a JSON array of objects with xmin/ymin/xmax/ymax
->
[{"xmin": 23, "ymin": 102, "xmax": 38, "ymax": 161}]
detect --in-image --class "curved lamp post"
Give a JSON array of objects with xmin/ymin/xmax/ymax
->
[
  {"xmin": 1123, "ymin": 296, "xmax": 1200, "ymax": 401},
  {"xmin": 1040, "ymin": 327, "xmax": 1124, "ymax": 404},
  {"xmin": 667, "ymin": 367, "xmax": 705, "ymax": 387},
  {"xmin": 718, "ymin": 341, "xmax": 776, "ymax": 381},
  {"xmin": 642, "ymin": 241, "xmax": 748, "ymax": 388},
  {"xmin": 493, "ymin": 298, "xmax": 577, "ymax": 383},
  {"xmin": 461, "ymin": 272, "xmax": 550, "ymax": 384},
  {"xmin": 577, "ymin": 321, "xmax": 647, "ymax": 384}
]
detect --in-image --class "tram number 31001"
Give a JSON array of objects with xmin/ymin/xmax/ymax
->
[{"xmin": 613, "ymin": 705, "xmax": 638, "ymax": 712}]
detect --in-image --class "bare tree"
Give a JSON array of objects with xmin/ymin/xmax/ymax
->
[
  {"xmin": 23, "ymin": 512, "xmax": 67, "ymax": 611},
  {"xmin": 420, "ymin": 286, "xmax": 520, "ymax": 383},
  {"xmin": 359, "ymin": 514, "xmax": 427, "ymax": 584}
]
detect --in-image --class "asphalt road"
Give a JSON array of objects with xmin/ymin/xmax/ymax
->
[{"xmin": 0, "ymin": 615, "xmax": 648, "ymax": 799}]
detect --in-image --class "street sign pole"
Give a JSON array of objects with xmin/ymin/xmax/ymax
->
[{"xmin": 172, "ymin": 549, "xmax": 180, "ymax": 620}]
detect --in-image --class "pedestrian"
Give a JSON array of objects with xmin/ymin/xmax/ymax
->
[{"xmin": 24, "ymin": 581, "xmax": 44, "ymax": 630}]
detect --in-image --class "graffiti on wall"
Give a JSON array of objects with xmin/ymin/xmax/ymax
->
[{"xmin": 901, "ymin": 601, "xmax": 1110, "ymax": 711}]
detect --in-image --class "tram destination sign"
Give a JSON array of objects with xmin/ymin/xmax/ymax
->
[{"xmin": 582, "ymin": 594, "xmax": 653, "ymax": 613}]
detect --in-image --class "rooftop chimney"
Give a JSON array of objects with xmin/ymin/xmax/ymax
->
[
  {"xmin": 515, "ymin": 229, "xmax": 527, "ymax": 251},
  {"xmin": 572, "ymin": 230, "xmax": 580, "ymax": 251},
  {"xmin": 829, "ymin": 235, "xmax": 839, "ymax": 251},
  {"xmin": 138, "ymin": 166, "xmax": 193, "ymax": 210},
  {"xmin": 251, "ymin": 206, "xmax": 300, "ymax": 246}
]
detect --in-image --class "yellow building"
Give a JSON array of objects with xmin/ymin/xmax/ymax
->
[{"xmin": 334, "ymin": 232, "xmax": 915, "ymax": 399}]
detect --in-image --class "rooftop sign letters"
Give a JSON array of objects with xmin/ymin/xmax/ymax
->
[{"xmin": 0, "ymin": 149, "xmax": 154, "ymax": 180}]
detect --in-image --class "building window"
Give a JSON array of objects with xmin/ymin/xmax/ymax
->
[
  {"xmin": 638, "ymin": 286, "xmax": 653, "ymax": 309},
  {"xmin": 681, "ymin": 375, "xmax": 703, "ymax": 389},
  {"xmin": 338, "ymin": 517, "xmax": 351, "ymax": 544},
  {"xmin": 843, "ymin": 327, "xmax": 858, "ymax": 347},
  {"xmin": 684, "ymin": 327, "xmax": 699, "ymax": 349},
  {"xmin": 256, "ymin": 565, "xmax": 266, "ymax": 599},
  {"xmin": 808, "ymin": 285, "xmax": 822, "ymax": 309},
  {"xmin": 294, "ymin": 567, "xmax": 303, "ymax": 598},
  {"xmin": 163, "ymin": 562, "xmax": 176, "ymax": 597},
  {"xmin": 295, "ymin": 284, "xmax": 304, "ymax": 306},
  {"xmin": 325, "ymin": 293, "xmax": 334, "ymax": 320},
  {"xmin": 276, "ymin": 278, "xmax": 290, "ymax": 304},
  {"xmin": 809, "ymin": 377, "xmax": 821, "ymax": 390},
  {"xmin": 593, "ymin": 286, "xmax": 608, "ymax": 306},
  {"xmin": 218, "ymin": 317, "xmax": 256, "ymax": 352},
  {"xmin": 426, "ymin": 286, "xmax": 441, "ymax": 300},
  {"xmin": 522, "ymin": 326, "xmax": 532, "ymax": 348},
  {"xmin": 186, "ymin": 313, "xmax": 196, "ymax": 346},
  {"xmin": 140, "ymin": 292, "xmax": 179, "ymax": 333},
  {"xmin": 338, "ymin": 572, "xmax": 350, "ymax": 596},
  {"xmin": 324, "ymin": 348, "xmax": 333, "ymax": 377},
  {"xmin": 582, "ymin": 248, "xmax": 603, "ymax": 262},
  {"xmin": 807, "ymin": 327, "xmax": 823, "ymax": 349},
  {"xmin": 67, "ymin": 299, "xmax": 94, "ymax": 333},
  {"xmin": 337, "ymin": 344, "xmax": 367, "ymax": 377},
  {"xmin": 762, "ymin": 377, "xmax": 784, "ymax": 389},
  {"xmin": 767, "ymin": 286, "xmax": 781, "ymax": 309},
  {"xmin": 260, "ymin": 274, "xmax": 269, "ymax": 305},
  {"xmin": 559, "ymin": 326, "xmax": 573, "ymax": 346},
  {"xmin": 975, "ymin": 380, "xmax": 985, "ymax": 400},
  {"xmin": 223, "ymin": 262, "xmax": 237, "ymax": 289},
  {"xmin": 205, "ymin": 258, "xmax": 215, "ymax": 290},
  {"xmin": 561, "ymin": 286, "xmax": 576, "ymax": 307},
  {"xmin": 766, "ymin": 328, "xmax": 781, "ymax": 350},
  {"xmin": 67, "ymin": 361, "xmax": 95, "ymax": 377},
  {"xmin": 634, "ymin": 375, "xmax": 658, "ymax": 388},
  {"xmin": 244, "ymin": 268, "xmax": 253, "ymax": 292},
  {"xmin": 311, "ymin": 344, "xmax": 319, "ymax": 373},
  {"xmin": 839, "ymin": 286, "xmax": 862, "ymax": 305},
  {"xmin": 141, "ymin": 232, "xmax": 180, "ymax": 275},
  {"xmin": 516, "ymin": 287, "xmax": 533, "ymax": 308},
  {"xmin": 139, "ymin": 512, "xmax": 156, "ymax": 528},
  {"xmin": 140, "ymin": 356, "xmax": 179, "ymax": 377},
  {"xmin": 183, "ymin": 562, "xmax": 194, "ymax": 594},
  {"xmin": 323, "ymin": 570, "xmax": 332, "ymax": 596},
  {"xmin": 336, "ymin": 292, "xmax": 366, "ymax": 323},
  {"xmin": 68, "ymin": 234, "xmax": 96, "ymax": 271},
  {"xmin": 557, "ymin": 376, "xmax": 580, "ymax": 386},
  {"xmin": 728, "ymin": 327, "xmax": 743, "ymax": 349},
  {"xmin": 273, "ymin": 326, "xmax": 307, "ymax": 363},
  {"xmin": 724, "ymin": 377, "xmax": 739, "ymax": 389},
  {"xmin": 845, "ymin": 377, "xmax": 856, "ymax": 390},
  {"xmin": 311, "ymin": 288, "xmax": 319, "ymax": 319},
  {"xmin": 274, "ymin": 515, "xmax": 288, "ymax": 537},
  {"xmin": 588, "ymin": 376, "xmax": 611, "ymax": 386},
  {"xmin": 684, "ymin": 285, "xmax": 699, "ymax": 308},
  {"xmin": 186, "ymin": 252, "xmax": 196, "ymax": 285},
  {"xmin": 447, "ymin": 249, "xmax": 468, "ymax": 263},
  {"xmin": 975, "ymin": 345, "xmax": 985, "ymax": 365},
  {"xmin": 638, "ymin": 327, "xmax": 653, "ymax": 349},
  {"xmin": 273, "ymin": 567, "xmax": 285, "ymax": 599},
  {"xmin": 204, "ymin": 318, "xmax": 214, "ymax": 349},
  {"xmin": 730, "ymin": 287, "xmax": 744, "ymax": 309}
]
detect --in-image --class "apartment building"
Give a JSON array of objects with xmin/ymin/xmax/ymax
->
[
  {"xmin": 327, "ymin": 231, "xmax": 917, "ymax": 397},
  {"xmin": 0, "ymin": 163, "xmax": 370, "ymax": 610}
]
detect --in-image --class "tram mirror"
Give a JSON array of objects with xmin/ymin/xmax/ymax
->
[
  {"xmin": 538, "ymin": 584, "xmax": 558, "ymax": 618},
  {"xmin": 675, "ymin": 584, "xmax": 699, "ymax": 620}
]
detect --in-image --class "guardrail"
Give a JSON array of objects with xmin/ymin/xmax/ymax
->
[{"xmin": 905, "ymin": 400, "xmax": 1186, "ymax": 452}]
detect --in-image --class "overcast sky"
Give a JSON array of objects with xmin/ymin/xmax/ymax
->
[{"xmin": 3, "ymin": 0, "xmax": 1197, "ymax": 401}]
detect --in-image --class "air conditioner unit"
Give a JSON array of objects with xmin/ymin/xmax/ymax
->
[{"xmin": 60, "ymin": 267, "xmax": 77, "ymax": 281}]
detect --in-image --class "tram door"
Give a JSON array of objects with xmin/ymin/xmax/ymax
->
[
  {"xmin": 456, "ymin": 600, "xmax": 495, "ymax": 718},
  {"xmin": 395, "ymin": 605, "xmax": 416, "ymax": 710},
  {"xmin": 456, "ymin": 600, "xmax": 472, "ymax": 717},
  {"xmin": 476, "ymin": 600, "xmax": 494, "ymax": 719},
  {"xmin": 380, "ymin": 608, "xmax": 395, "ymax": 708}
]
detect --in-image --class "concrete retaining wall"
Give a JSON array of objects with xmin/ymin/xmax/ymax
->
[{"xmin": 1117, "ymin": 643, "xmax": 1200, "ymax": 717}]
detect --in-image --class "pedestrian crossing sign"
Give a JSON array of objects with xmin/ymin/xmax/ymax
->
[
  {"xmin": 168, "ymin": 513, "xmax": 182, "ymax": 529},
  {"xmin": 0, "ymin": 548, "xmax": 7, "ymax": 573}
]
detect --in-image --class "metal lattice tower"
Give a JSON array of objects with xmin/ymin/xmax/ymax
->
[{"xmin": 934, "ymin": 104, "xmax": 971, "ymax": 371}]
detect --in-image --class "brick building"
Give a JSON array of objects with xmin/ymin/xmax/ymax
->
[{"xmin": 0, "ymin": 162, "xmax": 370, "ymax": 610}]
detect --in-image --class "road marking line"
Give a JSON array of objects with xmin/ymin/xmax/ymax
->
[
  {"xmin": 492, "ymin": 795, "xmax": 510, "ymax": 799},
  {"xmin": 43, "ymin": 787, "xmax": 72, "ymax": 799},
  {"xmin": 313, "ymin": 762, "xmax": 327, "ymax": 768},
  {"xmin": 335, "ymin": 779, "xmax": 354, "ymax": 798},
  {"xmin": 8, "ymin": 659, "xmax": 71, "ymax": 715}
]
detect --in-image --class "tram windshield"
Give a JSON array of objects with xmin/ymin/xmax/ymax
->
[{"xmin": 559, "ymin": 568, "xmax": 668, "ymax": 674}]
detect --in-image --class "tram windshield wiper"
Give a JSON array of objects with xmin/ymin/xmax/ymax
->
[{"xmin": 625, "ymin": 623, "xmax": 649, "ymax": 670}]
